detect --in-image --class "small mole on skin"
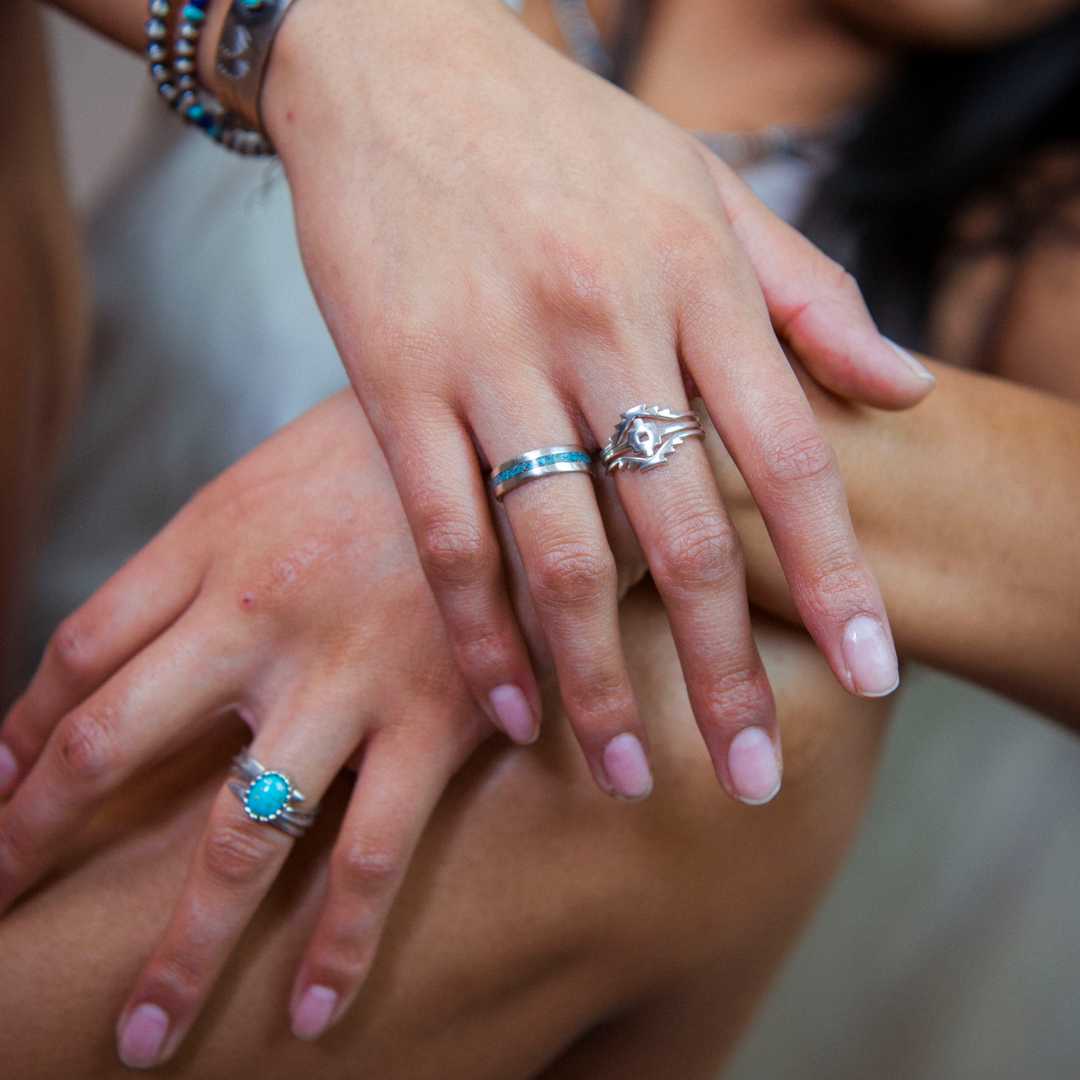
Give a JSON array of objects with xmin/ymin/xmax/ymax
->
[{"xmin": 239, "ymin": 591, "xmax": 257, "ymax": 609}]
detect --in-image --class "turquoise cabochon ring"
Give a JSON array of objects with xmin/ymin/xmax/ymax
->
[
  {"xmin": 490, "ymin": 445, "xmax": 596, "ymax": 501},
  {"xmin": 228, "ymin": 749, "xmax": 320, "ymax": 839}
]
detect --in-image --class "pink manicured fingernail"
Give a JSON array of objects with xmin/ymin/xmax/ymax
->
[
  {"xmin": 843, "ymin": 615, "xmax": 900, "ymax": 697},
  {"xmin": 117, "ymin": 1003, "xmax": 170, "ymax": 1068},
  {"xmin": 292, "ymin": 985, "xmax": 338, "ymax": 1042},
  {"xmin": 0, "ymin": 743, "xmax": 17, "ymax": 793},
  {"xmin": 885, "ymin": 338, "xmax": 936, "ymax": 384},
  {"xmin": 727, "ymin": 727, "xmax": 782, "ymax": 805},
  {"xmin": 602, "ymin": 734, "xmax": 653, "ymax": 800},
  {"xmin": 489, "ymin": 684, "xmax": 537, "ymax": 744}
]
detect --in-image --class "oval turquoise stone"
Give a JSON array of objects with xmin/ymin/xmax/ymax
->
[{"xmin": 245, "ymin": 772, "xmax": 290, "ymax": 820}]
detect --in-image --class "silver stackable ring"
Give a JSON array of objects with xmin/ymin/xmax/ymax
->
[
  {"xmin": 490, "ymin": 445, "xmax": 595, "ymax": 501},
  {"xmin": 600, "ymin": 404, "xmax": 705, "ymax": 474},
  {"xmin": 228, "ymin": 749, "xmax": 320, "ymax": 839}
]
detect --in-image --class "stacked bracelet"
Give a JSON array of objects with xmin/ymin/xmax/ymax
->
[{"xmin": 146, "ymin": 0, "xmax": 274, "ymax": 155}]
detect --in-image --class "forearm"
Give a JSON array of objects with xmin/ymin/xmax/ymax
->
[{"xmin": 711, "ymin": 360, "xmax": 1080, "ymax": 722}]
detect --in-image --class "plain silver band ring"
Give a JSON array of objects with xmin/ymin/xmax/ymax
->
[
  {"xmin": 600, "ymin": 405, "xmax": 705, "ymax": 473},
  {"xmin": 491, "ymin": 445, "xmax": 596, "ymax": 500},
  {"xmin": 228, "ymin": 749, "xmax": 320, "ymax": 839}
]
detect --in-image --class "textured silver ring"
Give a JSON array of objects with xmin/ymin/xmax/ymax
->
[
  {"xmin": 491, "ymin": 445, "xmax": 595, "ymax": 500},
  {"xmin": 600, "ymin": 405, "xmax": 705, "ymax": 473},
  {"xmin": 228, "ymin": 749, "xmax": 319, "ymax": 839}
]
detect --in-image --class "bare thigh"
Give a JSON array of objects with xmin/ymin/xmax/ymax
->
[{"xmin": 0, "ymin": 584, "xmax": 889, "ymax": 1079}]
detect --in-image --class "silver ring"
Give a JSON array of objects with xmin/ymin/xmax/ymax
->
[
  {"xmin": 600, "ymin": 405, "xmax": 705, "ymax": 473},
  {"xmin": 490, "ymin": 445, "xmax": 595, "ymax": 500},
  {"xmin": 228, "ymin": 749, "xmax": 319, "ymax": 839}
]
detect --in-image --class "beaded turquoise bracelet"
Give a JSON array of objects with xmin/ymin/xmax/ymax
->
[{"xmin": 146, "ymin": 0, "xmax": 273, "ymax": 155}]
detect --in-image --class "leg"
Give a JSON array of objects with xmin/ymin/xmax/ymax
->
[{"xmin": 0, "ymin": 583, "xmax": 889, "ymax": 1079}]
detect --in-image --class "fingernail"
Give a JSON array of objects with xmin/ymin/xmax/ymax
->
[
  {"xmin": 0, "ymin": 743, "xmax": 17, "ymax": 793},
  {"xmin": 843, "ymin": 615, "xmax": 900, "ymax": 697},
  {"xmin": 489, "ymin": 684, "xmax": 537, "ymax": 744},
  {"xmin": 292, "ymin": 985, "xmax": 338, "ymax": 1042},
  {"xmin": 727, "ymin": 727, "xmax": 782, "ymax": 805},
  {"xmin": 117, "ymin": 1003, "xmax": 170, "ymax": 1069},
  {"xmin": 885, "ymin": 338, "xmax": 936, "ymax": 384},
  {"xmin": 602, "ymin": 733, "xmax": 653, "ymax": 800}
]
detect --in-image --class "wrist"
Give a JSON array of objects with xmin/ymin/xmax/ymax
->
[{"xmin": 255, "ymin": 0, "xmax": 525, "ymax": 162}]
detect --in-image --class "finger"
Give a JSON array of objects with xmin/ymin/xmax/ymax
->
[
  {"xmin": 0, "ymin": 525, "xmax": 205, "ymax": 794},
  {"xmin": 481, "ymin": 392, "xmax": 651, "ymax": 801},
  {"xmin": 677, "ymin": 264, "xmax": 899, "ymax": 702},
  {"xmin": 702, "ymin": 149, "xmax": 937, "ymax": 409},
  {"xmin": 289, "ymin": 725, "xmax": 464, "ymax": 1041},
  {"xmin": 582, "ymin": 383, "xmax": 780, "ymax": 806},
  {"xmin": 0, "ymin": 612, "xmax": 236, "ymax": 913},
  {"xmin": 115, "ymin": 696, "xmax": 356, "ymax": 1070},
  {"xmin": 375, "ymin": 402, "xmax": 542, "ymax": 746}
]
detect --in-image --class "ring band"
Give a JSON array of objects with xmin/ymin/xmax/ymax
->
[
  {"xmin": 228, "ymin": 749, "xmax": 319, "ymax": 839},
  {"xmin": 600, "ymin": 405, "xmax": 705, "ymax": 473},
  {"xmin": 490, "ymin": 445, "xmax": 595, "ymax": 500}
]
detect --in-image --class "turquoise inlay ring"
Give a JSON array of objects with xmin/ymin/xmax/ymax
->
[
  {"xmin": 490, "ymin": 445, "xmax": 596, "ymax": 501},
  {"xmin": 228, "ymin": 750, "xmax": 319, "ymax": 839}
]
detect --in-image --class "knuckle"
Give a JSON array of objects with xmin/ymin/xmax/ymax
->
[
  {"xmin": 704, "ymin": 664, "xmax": 773, "ymax": 726},
  {"xmin": 201, "ymin": 821, "xmax": 280, "ymax": 888},
  {"xmin": 55, "ymin": 709, "xmax": 123, "ymax": 786},
  {"xmin": 417, "ymin": 514, "xmax": 496, "ymax": 592},
  {"xmin": 332, "ymin": 837, "xmax": 399, "ymax": 897},
  {"xmin": 366, "ymin": 318, "xmax": 456, "ymax": 397},
  {"xmin": 760, "ymin": 412, "xmax": 837, "ymax": 490},
  {"xmin": 560, "ymin": 669, "xmax": 636, "ymax": 732},
  {"xmin": 452, "ymin": 624, "xmax": 515, "ymax": 680},
  {"xmin": 47, "ymin": 614, "xmax": 100, "ymax": 689},
  {"xmin": 146, "ymin": 951, "xmax": 211, "ymax": 1009},
  {"xmin": 801, "ymin": 548, "xmax": 869, "ymax": 604},
  {"xmin": 529, "ymin": 539, "xmax": 617, "ymax": 612},
  {"xmin": 532, "ymin": 240, "xmax": 624, "ymax": 339},
  {"xmin": 825, "ymin": 261, "xmax": 865, "ymax": 306},
  {"xmin": 650, "ymin": 510, "xmax": 743, "ymax": 595}
]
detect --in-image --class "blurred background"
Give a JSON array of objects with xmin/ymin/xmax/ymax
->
[{"xmin": 44, "ymin": 8, "xmax": 145, "ymax": 214}]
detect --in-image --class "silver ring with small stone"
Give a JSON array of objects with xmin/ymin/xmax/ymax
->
[
  {"xmin": 600, "ymin": 405, "xmax": 705, "ymax": 473},
  {"xmin": 490, "ymin": 445, "xmax": 596, "ymax": 500},
  {"xmin": 228, "ymin": 749, "xmax": 319, "ymax": 839}
]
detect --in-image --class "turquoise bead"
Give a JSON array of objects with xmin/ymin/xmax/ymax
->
[
  {"xmin": 245, "ymin": 772, "xmax": 291, "ymax": 820},
  {"xmin": 182, "ymin": 5, "xmax": 205, "ymax": 21}
]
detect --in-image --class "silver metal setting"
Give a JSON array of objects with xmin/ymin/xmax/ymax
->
[
  {"xmin": 599, "ymin": 405, "xmax": 705, "ymax": 473},
  {"xmin": 490, "ymin": 445, "xmax": 595, "ymax": 501},
  {"xmin": 215, "ymin": 0, "xmax": 298, "ymax": 137},
  {"xmin": 228, "ymin": 749, "xmax": 319, "ymax": 839}
]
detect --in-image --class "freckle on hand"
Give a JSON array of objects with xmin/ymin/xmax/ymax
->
[{"xmin": 239, "ymin": 591, "xmax": 257, "ymax": 609}]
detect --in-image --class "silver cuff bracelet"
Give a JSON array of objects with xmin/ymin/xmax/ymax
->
[{"xmin": 214, "ymin": 0, "xmax": 299, "ymax": 140}]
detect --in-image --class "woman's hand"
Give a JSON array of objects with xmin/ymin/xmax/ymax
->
[
  {"xmin": 703, "ymin": 358, "xmax": 1080, "ymax": 722},
  {"xmin": 0, "ymin": 391, "xmax": 491, "ymax": 1064},
  {"xmin": 244, "ymin": 0, "xmax": 929, "ymax": 803}
]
